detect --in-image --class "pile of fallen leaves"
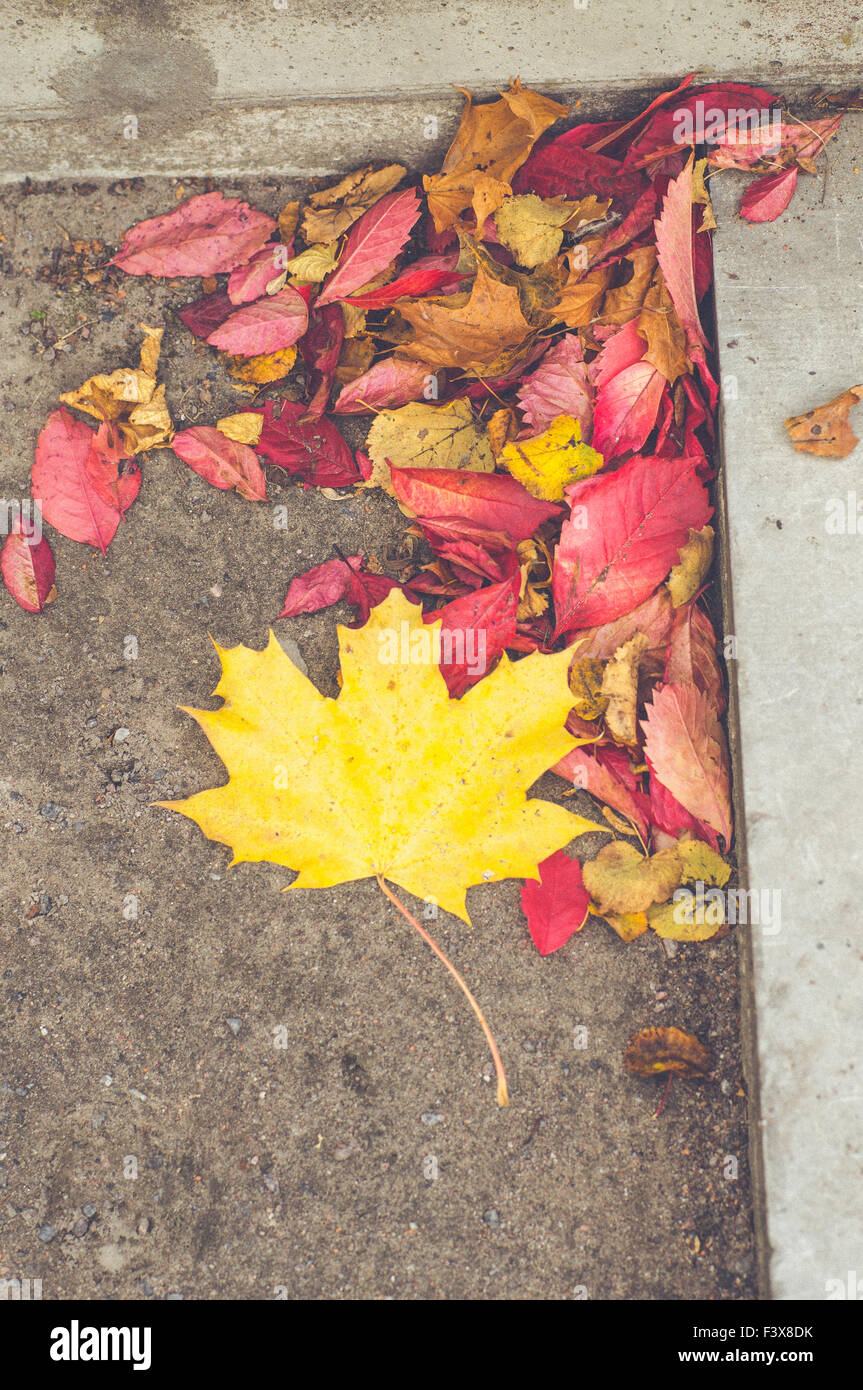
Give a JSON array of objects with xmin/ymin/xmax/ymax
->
[{"xmin": 2, "ymin": 76, "xmax": 843, "ymax": 1097}]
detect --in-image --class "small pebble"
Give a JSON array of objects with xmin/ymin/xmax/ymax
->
[
  {"xmin": 81, "ymin": 1203, "xmax": 97, "ymax": 1218},
  {"xmin": 334, "ymin": 1145, "xmax": 354, "ymax": 1161},
  {"xmin": 482, "ymin": 1209, "xmax": 501, "ymax": 1228},
  {"xmin": 114, "ymin": 727, "xmax": 130, "ymax": 743},
  {"xmin": 37, "ymin": 1224, "xmax": 56, "ymax": 1242},
  {"xmin": 226, "ymin": 1018, "xmax": 242, "ymax": 1036},
  {"xmin": 421, "ymin": 1112, "xmax": 444, "ymax": 1126},
  {"xmin": 72, "ymin": 1217, "xmax": 90, "ymax": 1238}
]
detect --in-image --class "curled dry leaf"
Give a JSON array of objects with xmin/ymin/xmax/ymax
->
[
  {"xmin": 623, "ymin": 1026, "xmax": 712, "ymax": 1078},
  {"xmin": 601, "ymin": 631, "xmax": 649, "ymax": 745},
  {"xmin": 300, "ymin": 163, "xmax": 406, "ymax": 244},
  {"xmin": 667, "ymin": 524, "xmax": 714, "ymax": 606},
  {"xmin": 785, "ymin": 384, "xmax": 863, "ymax": 458}
]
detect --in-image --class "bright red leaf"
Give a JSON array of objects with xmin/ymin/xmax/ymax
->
[{"xmin": 520, "ymin": 849, "xmax": 591, "ymax": 955}]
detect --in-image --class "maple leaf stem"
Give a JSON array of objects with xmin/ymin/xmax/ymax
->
[{"xmin": 375, "ymin": 874, "xmax": 510, "ymax": 1108}]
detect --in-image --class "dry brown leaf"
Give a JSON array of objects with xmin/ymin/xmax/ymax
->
[
  {"xmin": 554, "ymin": 257, "xmax": 612, "ymax": 329},
  {"xmin": 424, "ymin": 79, "xmax": 567, "ymax": 231},
  {"xmin": 568, "ymin": 656, "xmax": 607, "ymax": 722},
  {"xmin": 785, "ymin": 384, "xmax": 863, "ymax": 458},
  {"xmin": 623, "ymin": 1026, "xmax": 712, "ymax": 1078},
  {"xmin": 300, "ymin": 163, "xmax": 406, "ymax": 243},
  {"xmin": 638, "ymin": 268, "xmax": 691, "ymax": 383},
  {"xmin": 599, "ymin": 245, "xmax": 657, "ymax": 326},
  {"xmin": 399, "ymin": 263, "xmax": 536, "ymax": 374}
]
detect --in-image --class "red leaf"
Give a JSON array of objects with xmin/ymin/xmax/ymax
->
[
  {"xmin": 649, "ymin": 773, "xmax": 719, "ymax": 853},
  {"xmin": 642, "ymin": 682, "xmax": 732, "ymax": 848},
  {"xmin": 520, "ymin": 850, "xmax": 590, "ymax": 955},
  {"xmin": 740, "ymin": 166, "xmax": 798, "ymax": 223},
  {"xmin": 333, "ymin": 357, "xmax": 438, "ymax": 414},
  {"xmin": 343, "ymin": 265, "xmax": 463, "ymax": 309},
  {"xmin": 424, "ymin": 569, "xmax": 520, "ymax": 697},
  {"xmin": 592, "ymin": 360, "xmax": 666, "ymax": 461},
  {"xmin": 552, "ymin": 747, "xmax": 650, "ymax": 841},
  {"xmin": 654, "ymin": 159, "xmax": 710, "ymax": 365},
  {"xmin": 171, "ymin": 427, "xmax": 267, "ymax": 501},
  {"xmin": 390, "ymin": 466, "xmax": 561, "ymax": 542},
  {"xmin": 256, "ymin": 401, "xmax": 364, "ymax": 487},
  {"xmin": 552, "ymin": 453, "xmax": 711, "ymax": 634},
  {"xmin": 1, "ymin": 519, "xmax": 56, "ymax": 613},
  {"xmin": 31, "ymin": 408, "xmax": 140, "ymax": 555},
  {"xmin": 177, "ymin": 289, "xmax": 235, "ymax": 338},
  {"xmin": 517, "ymin": 333, "xmax": 594, "ymax": 439},
  {"xmin": 316, "ymin": 187, "xmax": 422, "ymax": 306},
  {"xmin": 113, "ymin": 192, "xmax": 275, "ymax": 277},
  {"xmin": 227, "ymin": 244, "xmax": 289, "ymax": 303},
  {"xmin": 299, "ymin": 304, "xmax": 345, "ymax": 419},
  {"xmin": 206, "ymin": 286, "xmax": 309, "ymax": 356},
  {"xmin": 278, "ymin": 554, "xmax": 398, "ymax": 627}
]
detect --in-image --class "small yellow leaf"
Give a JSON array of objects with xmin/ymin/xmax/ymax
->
[
  {"xmin": 677, "ymin": 837, "xmax": 731, "ymax": 887},
  {"xmin": 501, "ymin": 414, "xmax": 603, "ymax": 501},
  {"xmin": 667, "ymin": 526, "xmax": 715, "ymax": 606},
  {"xmin": 217, "ymin": 412, "xmax": 264, "ymax": 446},
  {"xmin": 647, "ymin": 896, "xmax": 722, "ymax": 942},
  {"xmin": 602, "ymin": 909, "xmax": 649, "ymax": 942},
  {"xmin": 286, "ymin": 244, "xmax": 339, "ymax": 284},
  {"xmin": 221, "ymin": 345, "xmax": 297, "ymax": 384},
  {"xmin": 494, "ymin": 194, "xmax": 574, "ymax": 268}
]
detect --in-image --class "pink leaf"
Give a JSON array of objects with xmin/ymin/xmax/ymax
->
[
  {"xmin": 552, "ymin": 453, "xmax": 711, "ymax": 634},
  {"xmin": 171, "ymin": 427, "xmax": 267, "ymax": 501},
  {"xmin": 517, "ymin": 333, "xmax": 594, "ymax": 438},
  {"xmin": 552, "ymin": 747, "xmax": 650, "ymax": 841},
  {"xmin": 227, "ymin": 244, "xmax": 289, "ymax": 303},
  {"xmin": 333, "ymin": 357, "xmax": 439, "ymax": 414},
  {"xmin": 32, "ymin": 408, "xmax": 140, "ymax": 555},
  {"xmin": 206, "ymin": 286, "xmax": 309, "ymax": 356},
  {"xmin": 642, "ymin": 682, "xmax": 732, "ymax": 848},
  {"xmin": 390, "ymin": 466, "xmax": 561, "ymax": 542},
  {"xmin": 665, "ymin": 601, "xmax": 726, "ymax": 715},
  {"xmin": 1, "ymin": 519, "xmax": 56, "ymax": 613},
  {"xmin": 113, "ymin": 192, "xmax": 275, "ymax": 277},
  {"xmin": 592, "ymin": 360, "xmax": 666, "ymax": 461},
  {"xmin": 569, "ymin": 586, "xmax": 674, "ymax": 661},
  {"xmin": 649, "ymin": 773, "xmax": 719, "ymax": 853},
  {"xmin": 277, "ymin": 554, "xmax": 398, "ymax": 627},
  {"xmin": 654, "ymin": 159, "xmax": 709, "ymax": 365},
  {"xmin": 316, "ymin": 187, "xmax": 422, "ymax": 306},
  {"xmin": 520, "ymin": 850, "xmax": 591, "ymax": 955},
  {"xmin": 740, "ymin": 166, "xmax": 798, "ymax": 223}
]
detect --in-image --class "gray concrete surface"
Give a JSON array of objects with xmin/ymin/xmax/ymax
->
[
  {"xmin": 0, "ymin": 175, "xmax": 753, "ymax": 1302},
  {"xmin": 1, "ymin": 0, "xmax": 862, "ymax": 181},
  {"xmin": 1, "ymin": 0, "xmax": 862, "ymax": 1304},
  {"xmin": 713, "ymin": 125, "xmax": 863, "ymax": 1300}
]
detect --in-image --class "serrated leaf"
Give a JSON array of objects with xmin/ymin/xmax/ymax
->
[{"xmin": 501, "ymin": 414, "xmax": 603, "ymax": 501}]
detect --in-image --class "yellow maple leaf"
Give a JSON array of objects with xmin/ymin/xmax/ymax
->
[
  {"xmin": 500, "ymin": 414, "xmax": 603, "ymax": 501},
  {"xmin": 160, "ymin": 591, "xmax": 603, "ymax": 1104}
]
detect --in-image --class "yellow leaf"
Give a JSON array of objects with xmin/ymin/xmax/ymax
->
[
  {"xmin": 501, "ymin": 414, "xmax": 603, "ymax": 501},
  {"xmin": 221, "ymin": 345, "xmax": 297, "ymax": 384},
  {"xmin": 160, "ymin": 589, "xmax": 604, "ymax": 924},
  {"xmin": 285, "ymin": 243, "xmax": 339, "ymax": 284},
  {"xmin": 666, "ymin": 525, "xmax": 714, "ymax": 606},
  {"xmin": 122, "ymin": 382, "xmax": 173, "ymax": 452},
  {"xmin": 493, "ymin": 194, "xmax": 573, "ymax": 268},
  {"xmin": 647, "ymin": 896, "xmax": 722, "ymax": 942},
  {"xmin": 601, "ymin": 631, "xmax": 649, "ymax": 745},
  {"xmin": 138, "ymin": 322, "xmax": 164, "ymax": 377},
  {"xmin": 678, "ymin": 837, "xmax": 731, "ymax": 886},
  {"xmin": 217, "ymin": 412, "xmax": 264, "ymax": 446},
  {"xmin": 602, "ymin": 910, "xmax": 649, "ymax": 942},
  {"xmin": 364, "ymin": 399, "xmax": 494, "ymax": 494},
  {"xmin": 582, "ymin": 840, "xmax": 682, "ymax": 915}
]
